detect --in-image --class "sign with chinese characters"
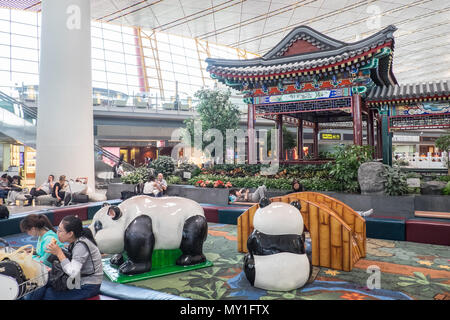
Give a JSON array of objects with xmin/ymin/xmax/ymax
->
[
  {"xmin": 254, "ymin": 88, "xmax": 352, "ymax": 105},
  {"xmin": 320, "ymin": 133, "xmax": 342, "ymax": 140}
]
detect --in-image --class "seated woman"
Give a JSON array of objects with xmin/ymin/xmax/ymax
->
[
  {"xmin": 20, "ymin": 214, "xmax": 63, "ymax": 267},
  {"xmin": 52, "ymin": 175, "xmax": 70, "ymax": 207},
  {"xmin": 6, "ymin": 175, "xmax": 27, "ymax": 206},
  {"xmin": 26, "ymin": 174, "xmax": 55, "ymax": 206},
  {"xmin": 25, "ymin": 215, "xmax": 103, "ymax": 300},
  {"xmin": 286, "ymin": 179, "xmax": 304, "ymax": 195},
  {"xmin": 229, "ymin": 185, "xmax": 268, "ymax": 203},
  {"xmin": 143, "ymin": 176, "xmax": 163, "ymax": 197}
]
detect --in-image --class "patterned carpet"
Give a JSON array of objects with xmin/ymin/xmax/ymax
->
[{"xmin": 2, "ymin": 223, "xmax": 450, "ymax": 300}]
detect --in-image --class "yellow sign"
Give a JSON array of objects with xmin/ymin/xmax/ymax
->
[{"xmin": 320, "ymin": 133, "xmax": 341, "ymax": 140}]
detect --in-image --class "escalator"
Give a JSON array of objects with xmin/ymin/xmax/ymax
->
[{"xmin": 0, "ymin": 90, "xmax": 136, "ymax": 185}]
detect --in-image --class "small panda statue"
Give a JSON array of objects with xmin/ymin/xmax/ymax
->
[
  {"xmin": 90, "ymin": 195, "xmax": 208, "ymax": 275},
  {"xmin": 244, "ymin": 198, "xmax": 312, "ymax": 291}
]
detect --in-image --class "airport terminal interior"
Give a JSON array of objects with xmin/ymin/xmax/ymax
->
[{"xmin": 0, "ymin": 0, "xmax": 449, "ymax": 303}]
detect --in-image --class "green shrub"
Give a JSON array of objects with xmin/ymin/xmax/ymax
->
[
  {"xmin": 383, "ymin": 165, "xmax": 409, "ymax": 196},
  {"xmin": 149, "ymin": 156, "xmax": 175, "ymax": 177},
  {"xmin": 438, "ymin": 175, "xmax": 450, "ymax": 182},
  {"xmin": 167, "ymin": 175, "xmax": 183, "ymax": 185},
  {"xmin": 329, "ymin": 145, "xmax": 374, "ymax": 193},
  {"xmin": 121, "ymin": 166, "xmax": 154, "ymax": 184},
  {"xmin": 442, "ymin": 182, "xmax": 450, "ymax": 195}
]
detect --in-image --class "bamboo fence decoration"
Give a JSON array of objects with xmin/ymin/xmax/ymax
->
[{"xmin": 237, "ymin": 192, "xmax": 366, "ymax": 272}]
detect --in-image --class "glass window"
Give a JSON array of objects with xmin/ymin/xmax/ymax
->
[
  {"xmin": 0, "ymin": 31, "xmax": 10, "ymax": 46},
  {"xmin": 126, "ymin": 75, "xmax": 141, "ymax": 87},
  {"xmin": 0, "ymin": 57, "xmax": 9, "ymax": 71},
  {"xmin": 11, "ymin": 22, "xmax": 36, "ymax": 37},
  {"xmin": 91, "ymin": 37, "xmax": 104, "ymax": 49},
  {"xmin": 11, "ymin": 34, "xmax": 38, "ymax": 49},
  {"xmin": 0, "ymin": 20, "xmax": 10, "ymax": 33},
  {"xmin": 92, "ymin": 58, "xmax": 106, "ymax": 71},
  {"xmin": 107, "ymin": 72, "xmax": 127, "ymax": 84},
  {"xmin": 92, "ymin": 48, "xmax": 105, "ymax": 60},
  {"xmin": 102, "ymin": 29, "xmax": 122, "ymax": 41},
  {"xmin": 124, "ymin": 44, "xmax": 138, "ymax": 55},
  {"xmin": 91, "ymin": 26, "xmax": 103, "ymax": 38},
  {"xmin": 103, "ymin": 39, "xmax": 123, "ymax": 52},
  {"xmin": 0, "ymin": 44, "xmax": 10, "ymax": 58},
  {"xmin": 92, "ymin": 70, "xmax": 107, "ymax": 82},
  {"xmin": 126, "ymin": 64, "xmax": 140, "ymax": 76},
  {"xmin": 125, "ymin": 54, "xmax": 139, "ymax": 66},
  {"xmin": 104, "ymin": 50, "xmax": 125, "ymax": 63},
  {"xmin": 105, "ymin": 61, "xmax": 126, "ymax": 74},
  {"xmin": 0, "ymin": 8, "xmax": 10, "ymax": 20},
  {"xmin": 10, "ymin": 10, "xmax": 36, "ymax": 23},
  {"xmin": 11, "ymin": 47, "xmax": 38, "ymax": 61},
  {"xmin": 11, "ymin": 60, "xmax": 38, "ymax": 74},
  {"xmin": 122, "ymin": 33, "xmax": 137, "ymax": 45},
  {"xmin": 11, "ymin": 72, "xmax": 39, "ymax": 85}
]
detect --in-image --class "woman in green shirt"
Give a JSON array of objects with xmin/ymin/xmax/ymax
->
[{"xmin": 20, "ymin": 214, "xmax": 63, "ymax": 267}]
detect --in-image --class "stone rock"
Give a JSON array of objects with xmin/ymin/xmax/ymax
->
[
  {"xmin": 358, "ymin": 162, "xmax": 386, "ymax": 195},
  {"xmin": 421, "ymin": 181, "xmax": 447, "ymax": 195},
  {"xmin": 407, "ymin": 178, "xmax": 421, "ymax": 188}
]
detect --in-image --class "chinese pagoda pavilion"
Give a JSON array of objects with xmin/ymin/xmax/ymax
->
[{"xmin": 205, "ymin": 25, "xmax": 450, "ymax": 165}]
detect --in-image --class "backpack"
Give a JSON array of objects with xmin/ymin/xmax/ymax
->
[{"xmin": 47, "ymin": 240, "xmax": 95, "ymax": 291}]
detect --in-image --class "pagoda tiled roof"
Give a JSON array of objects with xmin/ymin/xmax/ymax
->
[
  {"xmin": 206, "ymin": 25, "xmax": 397, "ymax": 79},
  {"xmin": 366, "ymin": 80, "xmax": 450, "ymax": 104}
]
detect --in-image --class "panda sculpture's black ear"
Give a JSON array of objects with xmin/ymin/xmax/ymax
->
[
  {"xmin": 259, "ymin": 197, "xmax": 271, "ymax": 208},
  {"xmin": 109, "ymin": 206, "xmax": 122, "ymax": 221},
  {"xmin": 290, "ymin": 200, "xmax": 302, "ymax": 211}
]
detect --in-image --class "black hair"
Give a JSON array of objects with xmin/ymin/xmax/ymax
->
[
  {"xmin": 49, "ymin": 174, "xmax": 55, "ymax": 180},
  {"xmin": 147, "ymin": 175, "xmax": 155, "ymax": 182},
  {"xmin": 12, "ymin": 175, "xmax": 21, "ymax": 185},
  {"xmin": 20, "ymin": 214, "xmax": 56, "ymax": 233},
  {"xmin": 6, "ymin": 176, "xmax": 12, "ymax": 184},
  {"xmin": 0, "ymin": 205, "xmax": 9, "ymax": 219},
  {"xmin": 229, "ymin": 189, "xmax": 239, "ymax": 196},
  {"xmin": 1, "ymin": 174, "xmax": 7, "ymax": 179},
  {"xmin": 61, "ymin": 215, "xmax": 97, "ymax": 246},
  {"xmin": 292, "ymin": 179, "xmax": 304, "ymax": 192}
]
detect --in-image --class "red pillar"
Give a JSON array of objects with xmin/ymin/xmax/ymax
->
[
  {"xmin": 276, "ymin": 115, "xmax": 283, "ymax": 161},
  {"xmin": 313, "ymin": 122, "xmax": 319, "ymax": 159},
  {"xmin": 367, "ymin": 108, "xmax": 375, "ymax": 156},
  {"xmin": 352, "ymin": 94, "xmax": 363, "ymax": 146},
  {"xmin": 247, "ymin": 104, "xmax": 256, "ymax": 164},
  {"xmin": 297, "ymin": 119, "xmax": 304, "ymax": 160}
]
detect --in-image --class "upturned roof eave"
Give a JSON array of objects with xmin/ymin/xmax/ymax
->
[{"xmin": 206, "ymin": 25, "xmax": 397, "ymax": 68}]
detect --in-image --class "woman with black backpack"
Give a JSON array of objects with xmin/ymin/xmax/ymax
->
[{"xmin": 25, "ymin": 215, "xmax": 103, "ymax": 300}]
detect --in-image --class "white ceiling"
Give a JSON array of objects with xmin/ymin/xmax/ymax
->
[{"xmin": 2, "ymin": 0, "xmax": 450, "ymax": 85}]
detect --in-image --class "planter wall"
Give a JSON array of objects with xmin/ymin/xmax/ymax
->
[
  {"xmin": 107, "ymin": 184, "xmax": 449, "ymax": 216},
  {"xmin": 106, "ymin": 183, "xmax": 136, "ymax": 200}
]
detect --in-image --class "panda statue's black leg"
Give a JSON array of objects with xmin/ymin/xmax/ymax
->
[
  {"xmin": 176, "ymin": 215, "xmax": 207, "ymax": 266},
  {"xmin": 110, "ymin": 253, "xmax": 124, "ymax": 267},
  {"xmin": 119, "ymin": 215, "xmax": 155, "ymax": 275},
  {"xmin": 243, "ymin": 253, "xmax": 255, "ymax": 286}
]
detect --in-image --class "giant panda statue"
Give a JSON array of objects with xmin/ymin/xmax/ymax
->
[
  {"xmin": 90, "ymin": 195, "xmax": 208, "ymax": 275},
  {"xmin": 244, "ymin": 198, "xmax": 312, "ymax": 291}
]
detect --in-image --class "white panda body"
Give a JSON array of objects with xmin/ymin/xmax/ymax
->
[
  {"xmin": 254, "ymin": 253, "xmax": 310, "ymax": 291},
  {"xmin": 91, "ymin": 195, "xmax": 204, "ymax": 253},
  {"xmin": 246, "ymin": 201, "xmax": 311, "ymax": 291}
]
